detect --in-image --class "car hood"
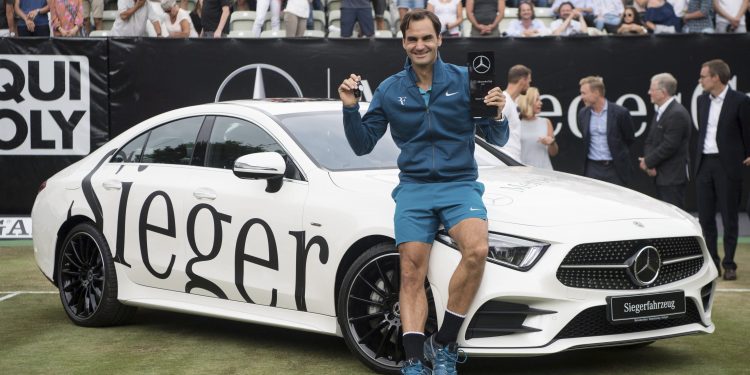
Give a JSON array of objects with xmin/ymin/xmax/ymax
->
[{"xmin": 328, "ymin": 166, "xmax": 683, "ymax": 227}]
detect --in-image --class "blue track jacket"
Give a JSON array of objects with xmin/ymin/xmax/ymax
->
[{"xmin": 342, "ymin": 56, "xmax": 509, "ymax": 184}]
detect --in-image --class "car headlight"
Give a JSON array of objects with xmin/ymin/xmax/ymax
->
[{"xmin": 436, "ymin": 231, "xmax": 549, "ymax": 271}]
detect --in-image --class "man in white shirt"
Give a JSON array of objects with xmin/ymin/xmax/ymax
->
[
  {"xmin": 713, "ymin": 0, "xmax": 749, "ymax": 32},
  {"xmin": 498, "ymin": 65, "xmax": 531, "ymax": 161},
  {"xmin": 110, "ymin": 0, "xmax": 162, "ymax": 36},
  {"xmin": 695, "ymin": 59, "xmax": 750, "ymax": 281},
  {"xmin": 550, "ymin": 2, "xmax": 589, "ymax": 35}
]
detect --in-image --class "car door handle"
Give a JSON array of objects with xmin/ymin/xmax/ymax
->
[
  {"xmin": 193, "ymin": 188, "xmax": 217, "ymax": 200},
  {"xmin": 102, "ymin": 180, "xmax": 122, "ymax": 190}
]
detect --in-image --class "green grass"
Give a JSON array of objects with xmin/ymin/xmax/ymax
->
[{"xmin": 1, "ymin": 242, "xmax": 748, "ymax": 374}]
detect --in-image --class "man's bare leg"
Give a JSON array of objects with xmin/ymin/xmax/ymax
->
[
  {"xmin": 445, "ymin": 218, "xmax": 488, "ymax": 315},
  {"xmin": 399, "ymin": 241, "xmax": 431, "ymax": 363}
]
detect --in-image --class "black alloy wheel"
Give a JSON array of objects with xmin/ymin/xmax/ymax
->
[
  {"xmin": 338, "ymin": 243, "xmax": 438, "ymax": 374},
  {"xmin": 57, "ymin": 223, "xmax": 136, "ymax": 326}
]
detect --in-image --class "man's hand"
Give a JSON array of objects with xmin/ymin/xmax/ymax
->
[
  {"xmin": 647, "ymin": 168, "xmax": 657, "ymax": 177},
  {"xmin": 338, "ymin": 74, "xmax": 361, "ymax": 108},
  {"xmin": 135, "ymin": 0, "xmax": 146, "ymax": 7},
  {"xmin": 638, "ymin": 157, "xmax": 648, "ymax": 171},
  {"xmin": 25, "ymin": 19, "xmax": 35, "ymax": 32},
  {"xmin": 484, "ymin": 87, "xmax": 505, "ymax": 119},
  {"xmin": 27, "ymin": 9, "xmax": 38, "ymax": 20},
  {"xmin": 743, "ymin": 156, "xmax": 750, "ymax": 166}
]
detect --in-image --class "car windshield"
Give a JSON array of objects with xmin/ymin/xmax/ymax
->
[{"xmin": 278, "ymin": 112, "xmax": 508, "ymax": 171}]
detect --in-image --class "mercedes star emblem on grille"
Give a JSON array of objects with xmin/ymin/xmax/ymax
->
[{"xmin": 627, "ymin": 246, "xmax": 661, "ymax": 286}]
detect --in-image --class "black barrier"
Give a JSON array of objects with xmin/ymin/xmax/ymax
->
[
  {"xmin": 1, "ymin": 35, "xmax": 749, "ymax": 215},
  {"xmin": 0, "ymin": 38, "xmax": 109, "ymax": 215}
]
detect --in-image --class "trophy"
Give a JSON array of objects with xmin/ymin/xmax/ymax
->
[{"xmin": 467, "ymin": 51, "xmax": 496, "ymax": 118}]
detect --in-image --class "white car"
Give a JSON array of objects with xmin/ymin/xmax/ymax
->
[{"xmin": 32, "ymin": 99, "xmax": 717, "ymax": 374}]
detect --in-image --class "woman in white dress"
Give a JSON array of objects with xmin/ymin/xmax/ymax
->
[
  {"xmin": 160, "ymin": 0, "xmax": 198, "ymax": 37},
  {"xmin": 426, "ymin": 0, "xmax": 463, "ymax": 37},
  {"xmin": 517, "ymin": 87, "xmax": 558, "ymax": 169}
]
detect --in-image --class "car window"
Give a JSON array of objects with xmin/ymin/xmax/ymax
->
[
  {"xmin": 140, "ymin": 117, "xmax": 204, "ymax": 165},
  {"xmin": 278, "ymin": 112, "xmax": 508, "ymax": 171},
  {"xmin": 206, "ymin": 117, "xmax": 287, "ymax": 170},
  {"xmin": 111, "ymin": 132, "xmax": 149, "ymax": 163}
]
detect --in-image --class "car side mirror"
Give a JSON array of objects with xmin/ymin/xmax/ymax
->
[{"xmin": 233, "ymin": 152, "xmax": 286, "ymax": 193}]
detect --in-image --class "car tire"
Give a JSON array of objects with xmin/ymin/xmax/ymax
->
[
  {"xmin": 57, "ymin": 222, "xmax": 136, "ymax": 327},
  {"xmin": 337, "ymin": 243, "xmax": 438, "ymax": 374}
]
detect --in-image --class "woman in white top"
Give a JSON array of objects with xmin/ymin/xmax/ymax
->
[
  {"xmin": 506, "ymin": 1, "xmax": 549, "ymax": 37},
  {"xmin": 160, "ymin": 0, "xmax": 198, "ymax": 37},
  {"xmin": 518, "ymin": 87, "xmax": 558, "ymax": 169},
  {"xmin": 427, "ymin": 0, "xmax": 463, "ymax": 37},
  {"xmin": 284, "ymin": 0, "xmax": 310, "ymax": 36}
]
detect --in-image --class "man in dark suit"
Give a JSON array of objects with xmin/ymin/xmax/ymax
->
[
  {"xmin": 639, "ymin": 73, "xmax": 692, "ymax": 209},
  {"xmin": 578, "ymin": 76, "xmax": 635, "ymax": 186},
  {"xmin": 695, "ymin": 59, "xmax": 750, "ymax": 281}
]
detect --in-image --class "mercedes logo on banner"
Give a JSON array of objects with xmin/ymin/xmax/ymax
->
[
  {"xmin": 215, "ymin": 63, "xmax": 303, "ymax": 102},
  {"xmin": 627, "ymin": 246, "xmax": 661, "ymax": 286},
  {"xmin": 472, "ymin": 55, "xmax": 491, "ymax": 75}
]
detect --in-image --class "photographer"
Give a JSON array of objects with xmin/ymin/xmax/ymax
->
[{"xmin": 338, "ymin": 9, "xmax": 508, "ymax": 375}]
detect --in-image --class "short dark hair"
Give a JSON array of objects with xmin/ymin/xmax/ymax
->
[
  {"xmin": 517, "ymin": 1, "xmax": 536, "ymax": 20},
  {"xmin": 559, "ymin": 1, "xmax": 575, "ymax": 10},
  {"xmin": 400, "ymin": 9, "xmax": 442, "ymax": 39},
  {"xmin": 703, "ymin": 59, "xmax": 731, "ymax": 85},
  {"xmin": 508, "ymin": 65, "xmax": 532, "ymax": 84}
]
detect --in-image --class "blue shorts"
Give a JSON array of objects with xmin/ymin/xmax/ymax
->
[{"xmin": 391, "ymin": 181, "xmax": 487, "ymax": 247}]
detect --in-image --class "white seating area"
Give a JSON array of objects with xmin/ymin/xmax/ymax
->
[{"xmin": 77, "ymin": 0, "xmax": 616, "ymax": 39}]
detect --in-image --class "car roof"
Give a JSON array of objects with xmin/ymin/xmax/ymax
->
[{"xmin": 220, "ymin": 98, "xmax": 367, "ymax": 116}]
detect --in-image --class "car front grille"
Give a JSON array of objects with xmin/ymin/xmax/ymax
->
[
  {"xmin": 553, "ymin": 298, "xmax": 704, "ymax": 340},
  {"xmin": 556, "ymin": 237, "xmax": 704, "ymax": 290}
]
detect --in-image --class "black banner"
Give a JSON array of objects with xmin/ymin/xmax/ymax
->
[
  {"xmin": 2, "ymin": 35, "xmax": 749, "ymax": 215},
  {"xmin": 0, "ymin": 38, "xmax": 109, "ymax": 215}
]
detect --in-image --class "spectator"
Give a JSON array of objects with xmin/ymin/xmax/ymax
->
[
  {"xmin": 498, "ymin": 65, "xmax": 532, "ymax": 161},
  {"xmin": 505, "ymin": 0, "xmax": 549, "ymax": 36},
  {"xmin": 578, "ymin": 76, "xmax": 635, "ymax": 187},
  {"xmin": 201, "ymin": 0, "xmax": 229, "ymax": 37},
  {"xmin": 340, "ymin": 0, "xmax": 374, "ymax": 37},
  {"xmin": 110, "ymin": 0, "xmax": 161, "ymax": 36},
  {"xmin": 189, "ymin": 0, "xmax": 202, "ymax": 34},
  {"xmin": 640, "ymin": 73, "xmax": 691, "ymax": 209},
  {"xmin": 306, "ymin": 0, "xmax": 322, "ymax": 30},
  {"xmin": 591, "ymin": 0, "xmax": 623, "ymax": 33},
  {"xmin": 714, "ymin": 0, "xmax": 748, "ymax": 33},
  {"xmin": 82, "ymin": 0, "xmax": 103, "ymax": 35},
  {"xmin": 252, "ymin": 0, "xmax": 280, "ymax": 37},
  {"xmin": 466, "ymin": 0, "xmax": 504, "ymax": 36},
  {"xmin": 694, "ymin": 59, "xmax": 750, "ymax": 281},
  {"xmin": 643, "ymin": 0, "xmax": 681, "ymax": 33},
  {"xmin": 283, "ymin": 0, "xmax": 309, "ymax": 36},
  {"xmin": 427, "ymin": 0, "xmax": 462, "ymax": 37},
  {"xmin": 551, "ymin": 0, "xmax": 593, "ymax": 22},
  {"xmin": 373, "ymin": 0, "xmax": 386, "ymax": 30},
  {"xmin": 2, "ymin": 0, "xmax": 16, "ymax": 36},
  {"xmin": 549, "ymin": 1, "xmax": 589, "ymax": 35},
  {"xmin": 50, "ymin": 0, "xmax": 84, "ymax": 36},
  {"xmin": 682, "ymin": 0, "xmax": 713, "ymax": 32},
  {"xmin": 158, "ymin": 0, "xmax": 198, "ymax": 37},
  {"xmin": 397, "ymin": 0, "xmax": 424, "ymax": 22},
  {"xmin": 518, "ymin": 87, "xmax": 558, "ymax": 169},
  {"xmin": 616, "ymin": 5, "xmax": 647, "ymax": 33},
  {"xmin": 14, "ymin": 0, "xmax": 50, "ymax": 36}
]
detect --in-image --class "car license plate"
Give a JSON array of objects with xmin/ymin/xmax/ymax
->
[{"xmin": 606, "ymin": 291, "xmax": 686, "ymax": 324}]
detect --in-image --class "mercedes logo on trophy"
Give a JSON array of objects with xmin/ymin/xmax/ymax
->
[{"xmin": 468, "ymin": 51, "xmax": 496, "ymax": 118}]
